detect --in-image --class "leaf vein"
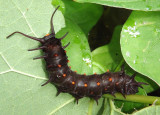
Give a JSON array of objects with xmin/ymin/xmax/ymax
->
[
  {"xmin": 13, "ymin": 69, "xmax": 47, "ymax": 80},
  {"xmin": 0, "ymin": 53, "xmax": 12, "ymax": 69},
  {"xmin": 11, "ymin": 0, "xmax": 38, "ymax": 37},
  {"xmin": 48, "ymin": 98, "xmax": 74, "ymax": 115}
]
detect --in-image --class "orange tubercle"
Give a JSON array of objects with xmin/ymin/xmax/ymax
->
[
  {"xmin": 97, "ymin": 82, "xmax": 100, "ymax": 86},
  {"xmin": 94, "ymin": 73, "xmax": 96, "ymax": 75},
  {"xmin": 109, "ymin": 77, "xmax": 112, "ymax": 82},
  {"xmin": 72, "ymin": 81, "xmax": 75, "ymax": 85},
  {"xmin": 107, "ymin": 69, "xmax": 109, "ymax": 72},
  {"xmin": 69, "ymin": 66, "xmax": 71, "ymax": 69},
  {"xmin": 74, "ymin": 71, "xmax": 77, "ymax": 73},
  {"xmin": 67, "ymin": 60, "xmax": 70, "ymax": 63},
  {"xmin": 63, "ymin": 74, "xmax": 66, "ymax": 77},
  {"xmin": 64, "ymin": 50, "xmax": 67, "ymax": 53},
  {"xmin": 84, "ymin": 73, "xmax": 86, "ymax": 75},
  {"xmin": 54, "ymin": 54, "xmax": 58, "ymax": 57},
  {"xmin": 84, "ymin": 83, "xmax": 88, "ymax": 87},
  {"xmin": 45, "ymin": 33, "xmax": 50, "ymax": 36},
  {"xmin": 58, "ymin": 64, "xmax": 62, "ymax": 68}
]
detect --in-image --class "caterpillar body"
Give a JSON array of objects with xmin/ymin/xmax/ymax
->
[{"xmin": 7, "ymin": 6, "xmax": 147, "ymax": 104}]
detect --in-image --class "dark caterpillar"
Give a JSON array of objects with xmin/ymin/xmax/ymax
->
[{"xmin": 7, "ymin": 6, "xmax": 147, "ymax": 104}]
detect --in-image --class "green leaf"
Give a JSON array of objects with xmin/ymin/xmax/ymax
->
[
  {"xmin": 75, "ymin": 0, "xmax": 160, "ymax": 11},
  {"xmin": 92, "ymin": 25, "xmax": 123, "ymax": 73},
  {"xmin": 120, "ymin": 11, "xmax": 160, "ymax": 86},
  {"xmin": 53, "ymin": 0, "xmax": 103, "ymax": 35},
  {"xmin": 133, "ymin": 105, "xmax": 160, "ymax": 115},
  {"xmin": 1, "ymin": 0, "xmax": 65, "ymax": 79},
  {"xmin": 0, "ymin": 0, "xmax": 95, "ymax": 114},
  {"xmin": 102, "ymin": 99, "xmax": 126, "ymax": 115},
  {"xmin": 56, "ymin": 18, "xmax": 93, "ymax": 75}
]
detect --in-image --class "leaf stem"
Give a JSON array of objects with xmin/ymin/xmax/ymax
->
[
  {"xmin": 114, "ymin": 59, "xmax": 125, "ymax": 72},
  {"xmin": 103, "ymin": 93, "xmax": 160, "ymax": 105},
  {"xmin": 88, "ymin": 99, "xmax": 94, "ymax": 115}
]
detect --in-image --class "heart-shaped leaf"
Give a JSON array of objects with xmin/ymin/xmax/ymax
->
[{"xmin": 121, "ymin": 11, "xmax": 160, "ymax": 86}]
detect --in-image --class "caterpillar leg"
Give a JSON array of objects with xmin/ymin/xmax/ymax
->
[
  {"xmin": 69, "ymin": 94, "xmax": 83, "ymax": 104},
  {"xmin": 74, "ymin": 95, "xmax": 82, "ymax": 104},
  {"xmin": 56, "ymin": 86, "xmax": 69, "ymax": 96},
  {"xmin": 56, "ymin": 87, "xmax": 66, "ymax": 96},
  {"xmin": 120, "ymin": 90, "xmax": 126, "ymax": 98},
  {"xmin": 56, "ymin": 90, "xmax": 62, "ymax": 96},
  {"xmin": 110, "ymin": 92, "xmax": 116, "ymax": 98},
  {"xmin": 93, "ymin": 96, "xmax": 101, "ymax": 105}
]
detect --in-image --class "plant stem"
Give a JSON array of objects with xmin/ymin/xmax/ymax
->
[
  {"xmin": 88, "ymin": 99, "xmax": 94, "ymax": 115},
  {"xmin": 114, "ymin": 59, "xmax": 125, "ymax": 72},
  {"xmin": 103, "ymin": 93, "xmax": 160, "ymax": 105}
]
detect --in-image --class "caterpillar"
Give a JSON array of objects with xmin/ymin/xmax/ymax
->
[{"xmin": 7, "ymin": 6, "xmax": 147, "ymax": 104}]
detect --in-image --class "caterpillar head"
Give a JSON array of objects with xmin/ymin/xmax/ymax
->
[
  {"xmin": 125, "ymin": 73, "xmax": 148, "ymax": 94},
  {"xmin": 41, "ymin": 33, "xmax": 61, "ymax": 46}
]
